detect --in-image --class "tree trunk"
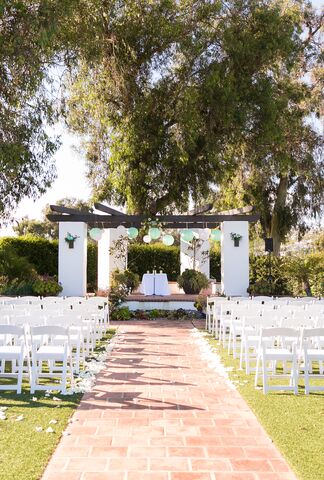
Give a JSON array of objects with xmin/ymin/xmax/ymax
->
[{"xmin": 270, "ymin": 175, "xmax": 288, "ymax": 256}]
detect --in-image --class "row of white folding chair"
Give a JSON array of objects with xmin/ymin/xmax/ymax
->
[
  {"xmin": 0, "ymin": 324, "xmax": 74, "ymax": 394},
  {"xmin": 255, "ymin": 327, "xmax": 324, "ymax": 394},
  {"xmin": 4, "ymin": 311, "xmax": 97, "ymax": 372},
  {"xmin": 235, "ymin": 313, "xmax": 315, "ymax": 369}
]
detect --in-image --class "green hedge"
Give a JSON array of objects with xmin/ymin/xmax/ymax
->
[
  {"xmin": 210, "ymin": 251, "xmax": 221, "ymax": 281},
  {"xmin": 128, "ymin": 243, "xmax": 180, "ymax": 281},
  {"xmin": 0, "ymin": 236, "xmax": 98, "ymax": 292},
  {"xmin": 0, "ymin": 236, "xmax": 58, "ymax": 276}
]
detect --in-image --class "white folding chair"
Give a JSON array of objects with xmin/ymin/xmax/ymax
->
[
  {"xmin": 255, "ymin": 327, "xmax": 300, "ymax": 394},
  {"xmin": 0, "ymin": 325, "xmax": 27, "ymax": 394},
  {"xmin": 29, "ymin": 325, "xmax": 73, "ymax": 394},
  {"xmin": 240, "ymin": 315, "xmax": 278, "ymax": 374},
  {"xmin": 300, "ymin": 327, "xmax": 324, "ymax": 394}
]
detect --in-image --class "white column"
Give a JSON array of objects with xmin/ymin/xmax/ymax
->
[
  {"xmin": 58, "ymin": 222, "xmax": 87, "ymax": 297},
  {"xmin": 180, "ymin": 229, "xmax": 210, "ymax": 278},
  {"xmin": 221, "ymin": 221, "xmax": 249, "ymax": 296},
  {"xmin": 97, "ymin": 228, "xmax": 128, "ymax": 291},
  {"xmin": 97, "ymin": 229, "xmax": 110, "ymax": 292}
]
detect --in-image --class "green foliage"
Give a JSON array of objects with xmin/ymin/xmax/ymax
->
[
  {"xmin": 87, "ymin": 241, "xmax": 98, "ymax": 292},
  {"xmin": 32, "ymin": 276, "xmax": 62, "ymax": 297},
  {"xmin": 0, "ymin": 279, "xmax": 36, "ymax": 296},
  {"xmin": 109, "ymin": 269, "xmax": 140, "ymax": 311},
  {"xmin": 210, "ymin": 250, "xmax": 221, "ymax": 281},
  {"xmin": 249, "ymin": 254, "xmax": 290, "ymax": 296},
  {"xmin": 128, "ymin": 243, "xmax": 180, "ymax": 281},
  {"xmin": 0, "ymin": 236, "xmax": 97, "ymax": 291},
  {"xmin": 284, "ymin": 252, "xmax": 324, "ymax": 297},
  {"xmin": 249, "ymin": 251, "xmax": 324, "ymax": 297},
  {"xmin": 194, "ymin": 295, "xmax": 207, "ymax": 313},
  {"xmin": 149, "ymin": 309, "xmax": 160, "ymax": 319},
  {"xmin": 0, "ymin": 242, "xmax": 37, "ymax": 281},
  {"xmin": 111, "ymin": 306, "xmax": 132, "ymax": 321},
  {"xmin": 0, "ymin": 237, "xmax": 58, "ymax": 276},
  {"xmin": 177, "ymin": 269, "xmax": 209, "ymax": 295}
]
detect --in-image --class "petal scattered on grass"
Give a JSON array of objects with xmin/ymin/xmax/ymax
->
[{"xmin": 46, "ymin": 427, "xmax": 54, "ymax": 433}]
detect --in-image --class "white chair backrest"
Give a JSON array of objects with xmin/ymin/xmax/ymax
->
[{"xmin": 0, "ymin": 324, "xmax": 25, "ymax": 340}]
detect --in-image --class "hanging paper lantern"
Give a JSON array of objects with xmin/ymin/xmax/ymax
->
[
  {"xmin": 181, "ymin": 229, "xmax": 195, "ymax": 242},
  {"xmin": 199, "ymin": 229, "xmax": 210, "ymax": 241},
  {"xmin": 149, "ymin": 227, "xmax": 161, "ymax": 240},
  {"xmin": 143, "ymin": 234, "xmax": 151, "ymax": 243},
  {"xmin": 116, "ymin": 225, "xmax": 126, "ymax": 235},
  {"xmin": 89, "ymin": 228, "xmax": 103, "ymax": 241},
  {"xmin": 162, "ymin": 234, "xmax": 174, "ymax": 246},
  {"xmin": 127, "ymin": 227, "xmax": 139, "ymax": 239},
  {"xmin": 210, "ymin": 229, "xmax": 221, "ymax": 242}
]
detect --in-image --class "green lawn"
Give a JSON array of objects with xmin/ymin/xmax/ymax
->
[
  {"xmin": 205, "ymin": 334, "xmax": 324, "ymax": 480},
  {"xmin": 0, "ymin": 329, "xmax": 116, "ymax": 480}
]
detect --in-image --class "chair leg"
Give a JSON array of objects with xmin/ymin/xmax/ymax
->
[
  {"xmin": 255, "ymin": 353, "xmax": 260, "ymax": 387},
  {"xmin": 304, "ymin": 357, "xmax": 310, "ymax": 395},
  {"xmin": 262, "ymin": 357, "xmax": 268, "ymax": 394},
  {"xmin": 17, "ymin": 354, "xmax": 24, "ymax": 395}
]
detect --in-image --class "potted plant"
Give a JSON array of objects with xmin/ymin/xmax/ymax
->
[
  {"xmin": 230, "ymin": 232, "xmax": 242, "ymax": 247},
  {"xmin": 177, "ymin": 269, "xmax": 209, "ymax": 294},
  {"xmin": 65, "ymin": 233, "xmax": 79, "ymax": 249}
]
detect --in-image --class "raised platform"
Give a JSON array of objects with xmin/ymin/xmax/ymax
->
[{"xmin": 123, "ymin": 293, "xmax": 199, "ymax": 311}]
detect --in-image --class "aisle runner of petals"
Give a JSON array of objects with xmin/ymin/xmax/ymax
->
[
  {"xmin": 190, "ymin": 328, "xmax": 236, "ymax": 389},
  {"xmin": 71, "ymin": 329, "xmax": 120, "ymax": 394}
]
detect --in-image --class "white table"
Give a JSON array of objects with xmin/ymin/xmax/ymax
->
[{"xmin": 140, "ymin": 273, "xmax": 170, "ymax": 296}]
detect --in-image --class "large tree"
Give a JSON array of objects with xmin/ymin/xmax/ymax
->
[
  {"xmin": 0, "ymin": 0, "xmax": 78, "ymax": 219},
  {"xmin": 64, "ymin": 0, "xmax": 323, "ymax": 229}
]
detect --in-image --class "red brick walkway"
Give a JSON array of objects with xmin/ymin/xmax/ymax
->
[{"xmin": 42, "ymin": 320, "xmax": 296, "ymax": 480}]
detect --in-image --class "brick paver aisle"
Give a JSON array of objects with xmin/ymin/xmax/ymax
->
[{"xmin": 42, "ymin": 320, "xmax": 296, "ymax": 480}]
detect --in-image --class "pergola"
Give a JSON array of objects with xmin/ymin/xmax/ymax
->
[
  {"xmin": 47, "ymin": 203, "xmax": 259, "ymax": 228},
  {"xmin": 47, "ymin": 204, "xmax": 260, "ymax": 298}
]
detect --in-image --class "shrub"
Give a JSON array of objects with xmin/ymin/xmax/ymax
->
[
  {"xmin": 109, "ymin": 269, "xmax": 140, "ymax": 310},
  {"xmin": 283, "ymin": 252, "xmax": 324, "ymax": 297},
  {"xmin": 210, "ymin": 250, "xmax": 221, "ymax": 281},
  {"xmin": 111, "ymin": 270, "xmax": 140, "ymax": 294},
  {"xmin": 128, "ymin": 243, "xmax": 180, "ymax": 281},
  {"xmin": 111, "ymin": 306, "xmax": 132, "ymax": 321},
  {"xmin": 249, "ymin": 254, "xmax": 290, "ymax": 296},
  {"xmin": 194, "ymin": 294, "xmax": 207, "ymax": 312},
  {"xmin": 0, "ymin": 242, "xmax": 37, "ymax": 281},
  {"xmin": 87, "ymin": 242, "xmax": 98, "ymax": 292},
  {"xmin": 32, "ymin": 276, "xmax": 63, "ymax": 297},
  {"xmin": 0, "ymin": 237, "xmax": 97, "ymax": 289},
  {"xmin": 177, "ymin": 269, "xmax": 209, "ymax": 294}
]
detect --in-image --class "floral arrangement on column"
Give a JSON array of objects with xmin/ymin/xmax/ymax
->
[{"xmin": 230, "ymin": 232, "xmax": 243, "ymax": 247}]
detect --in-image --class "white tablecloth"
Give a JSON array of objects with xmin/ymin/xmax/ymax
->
[{"xmin": 140, "ymin": 273, "xmax": 170, "ymax": 296}]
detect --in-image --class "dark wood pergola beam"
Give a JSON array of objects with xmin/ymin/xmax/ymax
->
[
  {"xmin": 217, "ymin": 206, "xmax": 255, "ymax": 215},
  {"xmin": 94, "ymin": 203, "xmax": 126, "ymax": 215},
  {"xmin": 47, "ymin": 213, "xmax": 260, "ymax": 224},
  {"xmin": 50, "ymin": 205, "xmax": 92, "ymax": 215}
]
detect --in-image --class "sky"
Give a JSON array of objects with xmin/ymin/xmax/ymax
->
[{"xmin": 0, "ymin": 0, "xmax": 322, "ymax": 237}]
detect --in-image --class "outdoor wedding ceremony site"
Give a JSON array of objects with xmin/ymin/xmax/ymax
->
[{"xmin": 0, "ymin": 1, "xmax": 324, "ymax": 479}]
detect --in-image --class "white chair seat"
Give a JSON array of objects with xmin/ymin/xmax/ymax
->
[
  {"xmin": 305, "ymin": 349, "xmax": 324, "ymax": 359},
  {"xmin": 0, "ymin": 345, "xmax": 22, "ymax": 358},
  {"xmin": 35, "ymin": 345, "xmax": 66, "ymax": 360},
  {"xmin": 264, "ymin": 348, "xmax": 294, "ymax": 359}
]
